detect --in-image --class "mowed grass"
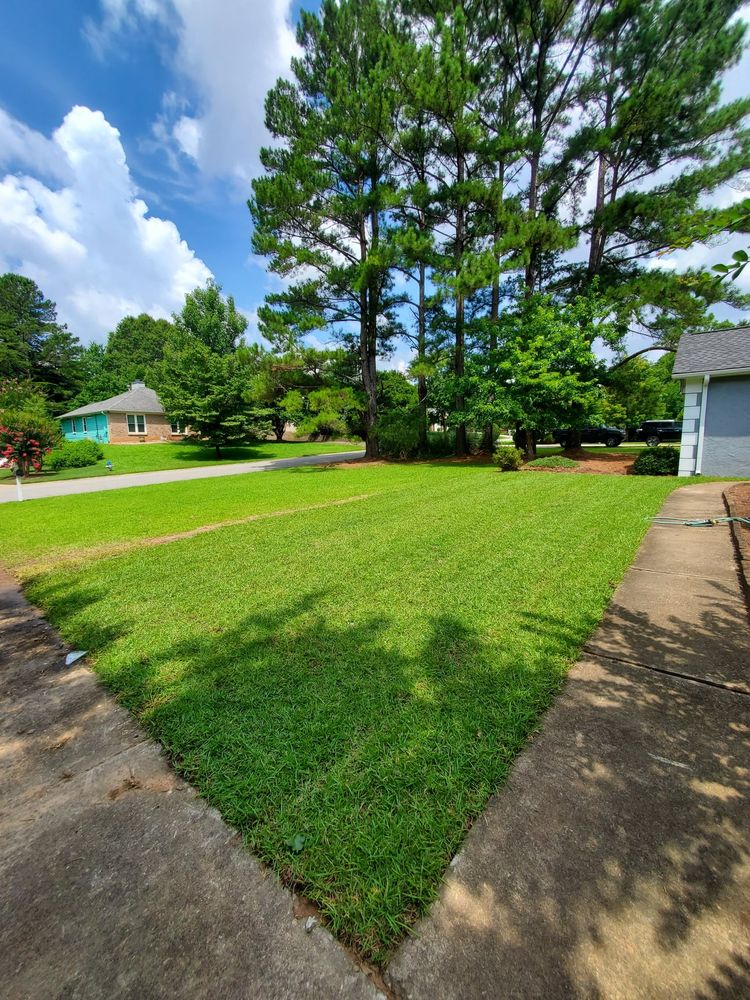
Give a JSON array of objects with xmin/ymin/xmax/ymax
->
[
  {"xmin": 0, "ymin": 439, "xmax": 359, "ymax": 483},
  {"xmin": 8, "ymin": 465, "xmax": 677, "ymax": 962},
  {"xmin": 0, "ymin": 462, "xmax": 453, "ymax": 569}
]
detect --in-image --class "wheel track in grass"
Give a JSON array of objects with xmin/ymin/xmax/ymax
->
[{"xmin": 15, "ymin": 493, "xmax": 374, "ymax": 575}]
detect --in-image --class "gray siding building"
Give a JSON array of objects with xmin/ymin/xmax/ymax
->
[{"xmin": 672, "ymin": 327, "xmax": 750, "ymax": 477}]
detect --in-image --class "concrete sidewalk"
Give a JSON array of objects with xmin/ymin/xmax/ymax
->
[
  {"xmin": 388, "ymin": 482, "xmax": 750, "ymax": 1000},
  {"xmin": 0, "ymin": 449, "xmax": 365, "ymax": 503},
  {"xmin": 0, "ymin": 571, "xmax": 381, "ymax": 1000}
]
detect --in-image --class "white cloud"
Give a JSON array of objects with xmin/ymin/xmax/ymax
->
[
  {"xmin": 83, "ymin": 0, "xmax": 172, "ymax": 58},
  {"xmin": 87, "ymin": 0, "xmax": 299, "ymax": 186},
  {"xmin": 0, "ymin": 105, "xmax": 212, "ymax": 343}
]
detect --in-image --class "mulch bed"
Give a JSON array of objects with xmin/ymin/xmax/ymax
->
[
  {"xmin": 524, "ymin": 449, "xmax": 635, "ymax": 475},
  {"xmin": 726, "ymin": 483, "xmax": 750, "ymax": 566}
]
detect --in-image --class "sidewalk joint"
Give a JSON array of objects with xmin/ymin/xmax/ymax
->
[{"xmin": 583, "ymin": 647, "xmax": 750, "ymax": 698}]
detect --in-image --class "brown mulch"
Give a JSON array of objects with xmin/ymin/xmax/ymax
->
[
  {"xmin": 726, "ymin": 484, "xmax": 750, "ymax": 563},
  {"xmin": 330, "ymin": 455, "xmax": 493, "ymax": 469},
  {"xmin": 524, "ymin": 448, "xmax": 636, "ymax": 475},
  {"xmin": 333, "ymin": 449, "xmax": 635, "ymax": 474}
]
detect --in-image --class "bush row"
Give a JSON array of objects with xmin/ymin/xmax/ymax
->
[{"xmin": 47, "ymin": 439, "xmax": 104, "ymax": 470}]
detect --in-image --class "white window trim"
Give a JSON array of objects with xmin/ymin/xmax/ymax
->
[
  {"xmin": 170, "ymin": 421, "xmax": 182, "ymax": 435},
  {"xmin": 127, "ymin": 413, "xmax": 148, "ymax": 435}
]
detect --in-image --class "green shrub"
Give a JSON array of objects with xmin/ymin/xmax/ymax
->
[
  {"xmin": 526, "ymin": 455, "xmax": 580, "ymax": 469},
  {"xmin": 632, "ymin": 446, "xmax": 679, "ymax": 476},
  {"xmin": 377, "ymin": 411, "xmax": 420, "ymax": 459},
  {"xmin": 47, "ymin": 439, "xmax": 104, "ymax": 470},
  {"xmin": 493, "ymin": 445, "xmax": 523, "ymax": 471},
  {"xmin": 426, "ymin": 431, "xmax": 456, "ymax": 458}
]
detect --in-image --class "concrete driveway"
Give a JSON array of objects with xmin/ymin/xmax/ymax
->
[{"xmin": 0, "ymin": 450, "xmax": 365, "ymax": 503}]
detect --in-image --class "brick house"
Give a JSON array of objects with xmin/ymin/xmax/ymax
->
[{"xmin": 58, "ymin": 382, "xmax": 185, "ymax": 444}]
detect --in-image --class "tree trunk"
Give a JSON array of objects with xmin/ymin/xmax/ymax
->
[
  {"xmin": 480, "ymin": 270, "xmax": 500, "ymax": 454},
  {"xmin": 272, "ymin": 415, "xmax": 286, "ymax": 442},
  {"xmin": 525, "ymin": 49, "xmax": 547, "ymax": 297},
  {"xmin": 454, "ymin": 149, "xmax": 467, "ymax": 458},
  {"xmin": 482, "ymin": 168, "xmax": 504, "ymax": 454},
  {"xmin": 525, "ymin": 146, "xmax": 541, "ymax": 295},
  {"xmin": 514, "ymin": 424, "xmax": 536, "ymax": 460},
  {"xmin": 565, "ymin": 429, "xmax": 582, "ymax": 451},
  {"xmin": 417, "ymin": 260, "xmax": 428, "ymax": 455},
  {"xmin": 359, "ymin": 285, "xmax": 379, "ymax": 459},
  {"xmin": 587, "ymin": 58, "xmax": 614, "ymax": 278},
  {"xmin": 357, "ymin": 194, "xmax": 379, "ymax": 460},
  {"xmin": 214, "ymin": 443, "xmax": 222, "ymax": 459}
]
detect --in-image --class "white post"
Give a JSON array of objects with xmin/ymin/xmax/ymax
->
[
  {"xmin": 15, "ymin": 475, "xmax": 23, "ymax": 502},
  {"xmin": 695, "ymin": 374, "xmax": 710, "ymax": 476}
]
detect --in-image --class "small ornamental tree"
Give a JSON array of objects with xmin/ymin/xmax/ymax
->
[
  {"xmin": 0, "ymin": 413, "xmax": 60, "ymax": 476},
  {"xmin": 0, "ymin": 379, "xmax": 60, "ymax": 475},
  {"xmin": 154, "ymin": 342, "xmax": 271, "ymax": 458},
  {"xmin": 459, "ymin": 296, "xmax": 608, "ymax": 459}
]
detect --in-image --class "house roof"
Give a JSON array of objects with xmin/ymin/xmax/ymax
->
[
  {"xmin": 673, "ymin": 326, "xmax": 750, "ymax": 377},
  {"xmin": 58, "ymin": 383, "xmax": 165, "ymax": 419}
]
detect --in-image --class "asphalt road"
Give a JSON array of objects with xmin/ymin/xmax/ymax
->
[{"xmin": 0, "ymin": 450, "xmax": 365, "ymax": 503}]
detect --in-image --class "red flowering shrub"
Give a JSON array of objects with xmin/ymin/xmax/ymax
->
[{"xmin": 0, "ymin": 413, "xmax": 60, "ymax": 476}]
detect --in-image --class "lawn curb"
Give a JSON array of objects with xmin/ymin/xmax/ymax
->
[{"xmin": 724, "ymin": 484, "xmax": 750, "ymax": 609}]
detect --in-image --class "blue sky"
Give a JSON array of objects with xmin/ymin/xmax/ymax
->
[
  {"xmin": 0, "ymin": 0, "xmax": 310, "ymax": 347},
  {"xmin": 0, "ymin": 1, "xmax": 748, "ymax": 362}
]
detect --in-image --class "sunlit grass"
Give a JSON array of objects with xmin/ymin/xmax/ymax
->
[{"xmin": 12, "ymin": 465, "xmax": 677, "ymax": 962}]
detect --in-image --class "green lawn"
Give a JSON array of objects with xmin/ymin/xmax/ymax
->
[
  {"xmin": 3, "ymin": 463, "xmax": 679, "ymax": 962},
  {"xmin": 0, "ymin": 439, "xmax": 359, "ymax": 484}
]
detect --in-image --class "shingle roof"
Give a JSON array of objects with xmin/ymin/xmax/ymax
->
[
  {"xmin": 58, "ymin": 384, "xmax": 165, "ymax": 419},
  {"xmin": 672, "ymin": 326, "xmax": 750, "ymax": 377}
]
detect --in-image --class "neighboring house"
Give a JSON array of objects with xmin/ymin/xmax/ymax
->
[
  {"xmin": 672, "ymin": 327, "xmax": 750, "ymax": 477},
  {"xmin": 58, "ymin": 382, "xmax": 184, "ymax": 444}
]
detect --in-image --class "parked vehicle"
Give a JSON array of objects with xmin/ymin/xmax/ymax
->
[
  {"xmin": 635, "ymin": 420, "xmax": 683, "ymax": 447},
  {"xmin": 552, "ymin": 425, "xmax": 625, "ymax": 448}
]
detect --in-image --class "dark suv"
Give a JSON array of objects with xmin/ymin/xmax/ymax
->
[
  {"xmin": 552, "ymin": 425, "xmax": 625, "ymax": 448},
  {"xmin": 636, "ymin": 420, "xmax": 683, "ymax": 446}
]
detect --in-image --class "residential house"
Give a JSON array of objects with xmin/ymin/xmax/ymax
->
[
  {"xmin": 672, "ymin": 327, "xmax": 750, "ymax": 477},
  {"xmin": 58, "ymin": 382, "xmax": 184, "ymax": 444}
]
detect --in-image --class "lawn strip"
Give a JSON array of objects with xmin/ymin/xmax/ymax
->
[
  {"xmin": 0, "ymin": 462, "xmax": 490, "ymax": 572},
  {"xmin": 15, "ymin": 494, "xmax": 373, "ymax": 574},
  {"xmin": 0, "ymin": 440, "xmax": 360, "ymax": 484}
]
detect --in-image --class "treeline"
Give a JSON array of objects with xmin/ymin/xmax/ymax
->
[
  {"xmin": 249, "ymin": 0, "xmax": 750, "ymax": 457},
  {"xmin": 1, "ymin": 272, "xmax": 390, "ymax": 458}
]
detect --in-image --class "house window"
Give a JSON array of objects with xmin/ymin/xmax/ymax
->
[
  {"xmin": 81, "ymin": 417, "xmax": 88, "ymax": 432},
  {"xmin": 71, "ymin": 418, "xmax": 79, "ymax": 433},
  {"xmin": 170, "ymin": 421, "xmax": 182, "ymax": 434},
  {"xmin": 127, "ymin": 414, "xmax": 147, "ymax": 434}
]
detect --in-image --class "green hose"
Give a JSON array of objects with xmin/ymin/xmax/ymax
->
[{"xmin": 650, "ymin": 516, "xmax": 750, "ymax": 528}]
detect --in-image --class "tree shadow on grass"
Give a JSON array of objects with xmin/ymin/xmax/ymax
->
[
  {"xmin": 26, "ymin": 578, "xmax": 569, "ymax": 962},
  {"xmin": 19, "ymin": 565, "xmax": 750, "ymax": 991},
  {"xmin": 387, "ymin": 583, "xmax": 750, "ymax": 997}
]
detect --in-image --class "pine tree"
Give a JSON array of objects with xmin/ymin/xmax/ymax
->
[
  {"xmin": 250, "ymin": 0, "xmax": 400, "ymax": 458},
  {"xmin": 566, "ymin": 0, "xmax": 750, "ymax": 351},
  {"xmin": 0, "ymin": 273, "xmax": 82, "ymax": 405}
]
